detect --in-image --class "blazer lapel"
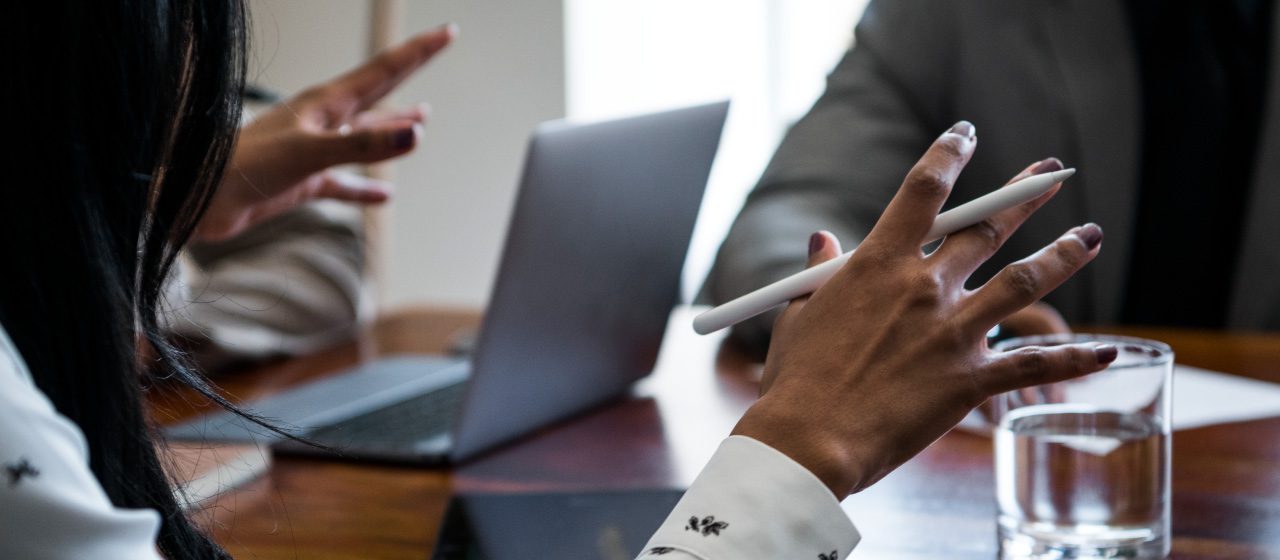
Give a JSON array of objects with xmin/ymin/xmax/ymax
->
[
  {"xmin": 1228, "ymin": 5, "xmax": 1280, "ymax": 329},
  {"xmin": 1037, "ymin": 1, "xmax": 1141, "ymax": 324}
]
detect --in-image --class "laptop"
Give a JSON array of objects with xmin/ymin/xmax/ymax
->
[{"xmin": 164, "ymin": 101, "xmax": 728, "ymax": 464}]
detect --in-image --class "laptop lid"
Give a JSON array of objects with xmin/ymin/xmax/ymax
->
[{"xmin": 449, "ymin": 101, "xmax": 728, "ymax": 461}]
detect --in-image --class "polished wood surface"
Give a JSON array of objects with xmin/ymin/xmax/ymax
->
[{"xmin": 152, "ymin": 309, "xmax": 1280, "ymax": 559}]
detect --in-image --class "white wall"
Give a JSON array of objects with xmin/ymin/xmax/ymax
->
[
  {"xmin": 246, "ymin": 0, "xmax": 565, "ymax": 310},
  {"xmin": 390, "ymin": 1, "xmax": 565, "ymax": 309},
  {"xmin": 246, "ymin": 0, "xmax": 370, "ymax": 92}
]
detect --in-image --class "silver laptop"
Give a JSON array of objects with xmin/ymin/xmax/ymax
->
[{"xmin": 165, "ymin": 101, "xmax": 728, "ymax": 464}]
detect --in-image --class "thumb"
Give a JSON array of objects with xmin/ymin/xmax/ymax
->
[
  {"xmin": 777, "ymin": 231, "xmax": 844, "ymax": 321},
  {"xmin": 314, "ymin": 170, "xmax": 394, "ymax": 204},
  {"xmin": 763, "ymin": 230, "xmax": 845, "ymax": 394},
  {"xmin": 806, "ymin": 230, "xmax": 843, "ymax": 269},
  {"xmin": 315, "ymin": 120, "xmax": 423, "ymax": 166}
]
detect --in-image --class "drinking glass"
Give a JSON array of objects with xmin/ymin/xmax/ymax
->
[{"xmin": 991, "ymin": 334, "xmax": 1173, "ymax": 559}]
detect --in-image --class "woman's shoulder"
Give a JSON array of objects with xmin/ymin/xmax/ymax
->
[
  {"xmin": 0, "ymin": 321, "xmax": 164, "ymax": 559},
  {"xmin": 0, "ymin": 319, "xmax": 93, "ymax": 486},
  {"xmin": 0, "ymin": 322, "xmax": 70, "ymax": 438},
  {"xmin": 0, "ymin": 322, "xmax": 33, "ymax": 387}
]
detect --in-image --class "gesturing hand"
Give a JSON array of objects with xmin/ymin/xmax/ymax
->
[
  {"xmin": 732, "ymin": 122, "xmax": 1115, "ymax": 498},
  {"xmin": 197, "ymin": 24, "xmax": 457, "ymax": 241}
]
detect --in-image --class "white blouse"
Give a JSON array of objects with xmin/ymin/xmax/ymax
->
[
  {"xmin": 0, "ymin": 327, "xmax": 163, "ymax": 559},
  {"xmin": 0, "ymin": 324, "xmax": 859, "ymax": 559}
]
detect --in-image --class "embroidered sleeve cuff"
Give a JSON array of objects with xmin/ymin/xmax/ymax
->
[{"xmin": 639, "ymin": 435, "xmax": 859, "ymax": 559}]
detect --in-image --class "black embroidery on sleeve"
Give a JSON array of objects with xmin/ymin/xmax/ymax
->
[
  {"xmin": 819, "ymin": 550, "xmax": 838, "ymax": 560},
  {"xmin": 4, "ymin": 458, "xmax": 39, "ymax": 488},
  {"xmin": 684, "ymin": 515, "xmax": 729, "ymax": 536},
  {"xmin": 646, "ymin": 547, "xmax": 675, "ymax": 555}
]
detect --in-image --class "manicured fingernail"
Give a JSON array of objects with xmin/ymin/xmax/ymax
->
[
  {"xmin": 1095, "ymin": 344, "xmax": 1118, "ymax": 364},
  {"xmin": 1031, "ymin": 157, "xmax": 1063, "ymax": 175},
  {"xmin": 393, "ymin": 126, "xmax": 416, "ymax": 150},
  {"xmin": 949, "ymin": 121, "xmax": 975, "ymax": 140},
  {"xmin": 1077, "ymin": 223, "xmax": 1103, "ymax": 250},
  {"xmin": 809, "ymin": 231, "xmax": 826, "ymax": 256}
]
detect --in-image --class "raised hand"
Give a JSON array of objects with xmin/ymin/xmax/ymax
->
[
  {"xmin": 198, "ymin": 24, "xmax": 457, "ymax": 241},
  {"xmin": 732, "ymin": 122, "xmax": 1114, "ymax": 498}
]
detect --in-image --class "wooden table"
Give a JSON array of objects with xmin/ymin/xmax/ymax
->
[{"xmin": 152, "ymin": 308, "xmax": 1280, "ymax": 559}]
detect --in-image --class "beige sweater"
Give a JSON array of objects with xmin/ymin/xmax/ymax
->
[{"xmin": 162, "ymin": 201, "xmax": 371, "ymax": 372}]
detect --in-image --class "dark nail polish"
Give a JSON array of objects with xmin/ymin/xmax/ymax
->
[
  {"xmin": 1095, "ymin": 344, "xmax": 1118, "ymax": 364},
  {"xmin": 809, "ymin": 232, "xmax": 825, "ymax": 255},
  {"xmin": 949, "ymin": 121, "xmax": 975, "ymax": 139},
  {"xmin": 1077, "ymin": 223, "xmax": 1103, "ymax": 249},
  {"xmin": 1031, "ymin": 157, "xmax": 1064, "ymax": 175},
  {"xmin": 393, "ymin": 127, "xmax": 415, "ymax": 150}
]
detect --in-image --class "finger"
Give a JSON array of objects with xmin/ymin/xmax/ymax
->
[
  {"xmin": 314, "ymin": 171, "xmax": 394, "ymax": 204},
  {"xmin": 796, "ymin": 231, "xmax": 844, "ymax": 307},
  {"xmin": 863, "ymin": 121, "xmax": 977, "ymax": 253},
  {"xmin": 351, "ymin": 102, "xmax": 431, "ymax": 129},
  {"xmin": 314, "ymin": 119, "xmax": 422, "ymax": 166},
  {"xmin": 960, "ymin": 223, "xmax": 1103, "ymax": 330},
  {"xmin": 330, "ymin": 24, "xmax": 457, "ymax": 111},
  {"xmin": 805, "ymin": 230, "xmax": 843, "ymax": 269},
  {"xmin": 979, "ymin": 343, "xmax": 1117, "ymax": 395},
  {"xmin": 777, "ymin": 231, "xmax": 844, "ymax": 321},
  {"xmin": 931, "ymin": 158, "xmax": 1065, "ymax": 280}
]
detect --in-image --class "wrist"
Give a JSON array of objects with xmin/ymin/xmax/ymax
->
[{"xmin": 732, "ymin": 394, "xmax": 871, "ymax": 498}]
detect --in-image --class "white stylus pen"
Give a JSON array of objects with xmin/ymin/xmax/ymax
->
[{"xmin": 692, "ymin": 168, "xmax": 1077, "ymax": 335}]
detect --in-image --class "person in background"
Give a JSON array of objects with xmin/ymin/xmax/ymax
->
[
  {"xmin": 706, "ymin": 0, "xmax": 1280, "ymax": 356},
  {"xmin": 0, "ymin": 2, "xmax": 1111, "ymax": 558},
  {"xmin": 166, "ymin": 24, "xmax": 453, "ymax": 371}
]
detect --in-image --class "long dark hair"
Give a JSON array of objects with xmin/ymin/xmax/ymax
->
[{"xmin": 0, "ymin": 1, "xmax": 247, "ymax": 558}]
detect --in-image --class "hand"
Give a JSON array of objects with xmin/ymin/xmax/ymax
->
[
  {"xmin": 731, "ymin": 122, "xmax": 1116, "ymax": 498},
  {"xmin": 197, "ymin": 24, "xmax": 458, "ymax": 241}
]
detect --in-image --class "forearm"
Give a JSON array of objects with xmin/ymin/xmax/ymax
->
[{"xmin": 165, "ymin": 202, "xmax": 369, "ymax": 370}]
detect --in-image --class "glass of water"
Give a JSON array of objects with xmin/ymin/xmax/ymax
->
[{"xmin": 991, "ymin": 334, "xmax": 1173, "ymax": 559}]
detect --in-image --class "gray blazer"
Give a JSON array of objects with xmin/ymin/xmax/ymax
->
[{"xmin": 706, "ymin": 0, "xmax": 1280, "ymax": 351}]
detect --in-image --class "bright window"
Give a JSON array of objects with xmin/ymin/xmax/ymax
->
[{"xmin": 565, "ymin": 0, "xmax": 870, "ymax": 300}]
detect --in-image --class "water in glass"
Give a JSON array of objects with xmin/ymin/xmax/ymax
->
[{"xmin": 996, "ymin": 404, "xmax": 1169, "ymax": 559}]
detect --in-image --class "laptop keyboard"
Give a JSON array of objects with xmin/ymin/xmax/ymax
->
[{"xmin": 304, "ymin": 381, "xmax": 467, "ymax": 448}]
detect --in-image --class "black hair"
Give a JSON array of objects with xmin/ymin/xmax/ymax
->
[{"xmin": 0, "ymin": 1, "xmax": 248, "ymax": 558}]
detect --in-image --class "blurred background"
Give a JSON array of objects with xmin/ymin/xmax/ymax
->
[{"xmin": 245, "ymin": 0, "xmax": 868, "ymax": 310}]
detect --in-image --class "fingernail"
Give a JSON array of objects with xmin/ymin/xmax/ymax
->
[
  {"xmin": 809, "ymin": 231, "xmax": 826, "ymax": 256},
  {"xmin": 1095, "ymin": 344, "xmax": 1118, "ymax": 364},
  {"xmin": 949, "ymin": 121, "xmax": 975, "ymax": 140},
  {"xmin": 393, "ymin": 126, "xmax": 416, "ymax": 150},
  {"xmin": 1031, "ymin": 157, "xmax": 1063, "ymax": 175},
  {"xmin": 1077, "ymin": 223, "xmax": 1103, "ymax": 250}
]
